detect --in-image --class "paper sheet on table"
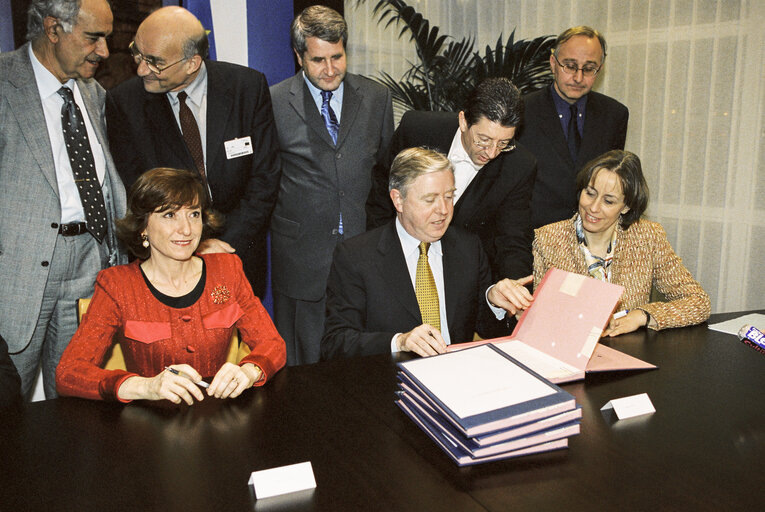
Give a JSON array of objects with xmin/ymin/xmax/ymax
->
[
  {"xmin": 400, "ymin": 345, "xmax": 556, "ymax": 419},
  {"xmin": 708, "ymin": 314, "xmax": 765, "ymax": 336}
]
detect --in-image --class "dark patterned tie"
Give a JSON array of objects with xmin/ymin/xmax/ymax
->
[
  {"xmin": 567, "ymin": 103, "xmax": 581, "ymax": 161},
  {"xmin": 415, "ymin": 242, "xmax": 440, "ymax": 330},
  {"xmin": 57, "ymin": 86, "xmax": 107, "ymax": 243},
  {"xmin": 320, "ymin": 90, "xmax": 339, "ymax": 145},
  {"xmin": 177, "ymin": 91, "xmax": 207, "ymax": 185}
]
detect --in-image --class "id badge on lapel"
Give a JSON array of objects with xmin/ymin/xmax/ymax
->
[{"xmin": 224, "ymin": 136, "xmax": 253, "ymax": 159}]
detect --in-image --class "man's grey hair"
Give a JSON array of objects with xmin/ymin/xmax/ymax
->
[
  {"xmin": 291, "ymin": 5, "xmax": 347, "ymax": 57},
  {"xmin": 27, "ymin": 0, "xmax": 81, "ymax": 41},
  {"xmin": 182, "ymin": 32, "xmax": 209, "ymax": 59},
  {"xmin": 389, "ymin": 147, "xmax": 453, "ymax": 197}
]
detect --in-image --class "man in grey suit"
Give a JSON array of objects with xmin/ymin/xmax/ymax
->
[
  {"xmin": 0, "ymin": 0, "xmax": 126, "ymax": 398},
  {"xmin": 270, "ymin": 5, "xmax": 394, "ymax": 366}
]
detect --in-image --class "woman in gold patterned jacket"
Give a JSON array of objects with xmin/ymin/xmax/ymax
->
[{"xmin": 533, "ymin": 150, "xmax": 711, "ymax": 336}]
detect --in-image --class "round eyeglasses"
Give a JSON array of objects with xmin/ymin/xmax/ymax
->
[
  {"xmin": 552, "ymin": 52, "xmax": 601, "ymax": 78},
  {"xmin": 129, "ymin": 41, "xmax": 188, "ymax": 75},
  {"xmin": 472, "ymin": 137, "xmax": 516, "ymax": 153}
]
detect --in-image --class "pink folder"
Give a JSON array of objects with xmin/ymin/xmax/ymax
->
[{"xmin": 450, "ymin": 268, "xmax": 656, "ymax": 383}]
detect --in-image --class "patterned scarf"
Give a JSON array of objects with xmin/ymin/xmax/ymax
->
[{"xmin": 575, "ymin": 214, "xmax": 618, "ymax": 282}]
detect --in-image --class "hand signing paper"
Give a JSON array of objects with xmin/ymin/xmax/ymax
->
[{"xmin": 396, "ymin": 324, "xmax": 447, "ymax": 357}]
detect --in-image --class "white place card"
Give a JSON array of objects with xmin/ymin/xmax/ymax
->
[
  {"xmin": 708, "ymin": 314, "xmax": 765, "ymax": 336},
  {"xmin": 601, "ymin": 393, "xmax": 655, "ymax": 420},
  {"xmin": 248, "ymin": 461, "xmax": 316, "ymax": 499}
]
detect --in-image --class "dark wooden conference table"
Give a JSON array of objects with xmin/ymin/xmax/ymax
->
[{"xmin": 2, "ymin": 310, "xmax": 764, "ymax": 511}]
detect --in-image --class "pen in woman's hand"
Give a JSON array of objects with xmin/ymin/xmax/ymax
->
[{"xmin": 164, "ymin": 366, "xmax": 209, "ymax": 388}]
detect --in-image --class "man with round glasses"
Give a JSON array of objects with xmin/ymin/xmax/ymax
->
[
  {"xmin": 105, "ymin": 6, "xmax": 281, "ymax": 298},
  {"xmin": 518, "ymin": 25, "xmax": 629, "ymax": 229},
  {"xmin": 367, "ymin": 78, "xmax": 537, "ymax": 290}
]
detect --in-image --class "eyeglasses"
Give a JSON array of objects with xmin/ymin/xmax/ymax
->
[
  {"xmin": 552, "ymin": 52, "xmax": 601, "ymax": 77},
  {"xmin": 472, "ymin": 137, "xmax": 516, "ymax": 153},
  {"xmin": 129, "ymin": 41, "xmax": 188, "ymax": 75}
]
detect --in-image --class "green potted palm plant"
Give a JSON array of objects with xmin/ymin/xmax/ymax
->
[{"xmin": 355, "ymin": 0, "xmax": 556, "ymax": 112}]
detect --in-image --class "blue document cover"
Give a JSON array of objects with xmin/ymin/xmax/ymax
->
[
  {"xmin": 398, "ymin": 389, "xmax": 581, "ymax": 452},
  {"xmin": 397, "ymin": 344, "xmax": 576, "ymax": 437},
  {"xmin": 396, "ymin": 399, "xmax": 569, "ymax": 466}
]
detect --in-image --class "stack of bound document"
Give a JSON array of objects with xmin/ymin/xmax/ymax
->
[{"xmin": 396, "ymin": 344, "xmax": 581, "ymax": 466}]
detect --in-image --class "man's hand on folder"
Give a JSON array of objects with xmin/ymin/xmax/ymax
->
[
  {"xmin": 397, "ymin": 324, "xmax": 447, "ymax": 357},
  {"xmin": 488, "ymin": 275, "xmax": 534, "ymax": 315}
]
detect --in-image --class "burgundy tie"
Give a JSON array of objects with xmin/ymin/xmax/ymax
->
[{"xmin": 177, "ymin": 91, "xmax": 206, "ymax": 185}]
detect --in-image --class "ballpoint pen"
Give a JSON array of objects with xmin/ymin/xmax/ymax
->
[{"xmin": 164, "ymin": 366, "xmax": 209, "ymax": 388}]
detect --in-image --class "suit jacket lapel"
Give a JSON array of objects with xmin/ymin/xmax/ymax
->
[
  {"xmin": 144, "ymin": 91, "xmax": 196, "ymax": 173},
  {"xmin": 375, "ymin": 223, "xmax": 422, "ymax": 322},
  {"xmin": 441, "ymin": 229, "xmax": 461, "ymax": 334},
  {"xmin": 204, "ymin": 61, "xmax": 233, "ymax": 178},
  {"xmin": 578, "ymin": 94, "xmax": 602, "ymax": 168},
  {"xmin": 336, "ymin": 75, "xmax": 361, "ymax": 148},
  {"xmin": 8, "ymin": 46, "xmax": 58, "ymax": 195},
  {"xmin": 454, "ymin": 156, "xmax": 502, "ymax": 222},
  {"xmin": 540, "ymin": 88, "xmax": 575, "ymax": 167},
  {"xmin": 77, "ymin": 80, "xmax": 107, "ymax": 151},
  {"xmin": 288, "ymin": 73, "xmax": 336, "ymax": 148}
]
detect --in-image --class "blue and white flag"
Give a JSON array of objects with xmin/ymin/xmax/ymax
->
[{"xmin": 186, "ymin": 0, "xmax": 295, "ymax": 85}]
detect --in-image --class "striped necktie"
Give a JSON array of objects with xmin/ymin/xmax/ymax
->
[{"xmin": 320, "ymin": 90, "xmax": 339, "ymax": 144}]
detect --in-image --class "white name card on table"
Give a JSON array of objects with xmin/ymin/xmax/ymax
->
[
  {"xmin": 248, "ymin": 461, "xmax": 316, "ymax": 499},
  {"xmin": 601, "ymin": 393, "xmax": 655, "ymax": 420}
]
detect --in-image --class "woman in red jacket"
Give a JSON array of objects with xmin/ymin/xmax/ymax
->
[{"xmin": 56, "ymin": 168, "xmax": 285, "ymax": 404}]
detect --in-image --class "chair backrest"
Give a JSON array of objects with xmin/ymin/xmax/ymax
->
[{"xmin": 77, "ymin": 299, "xmax": 247, "ymax": 370}]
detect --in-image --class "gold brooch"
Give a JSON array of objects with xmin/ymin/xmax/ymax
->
[{"xmin": 211, "ymin": 285, "xmax": 231, "ymax": 304}]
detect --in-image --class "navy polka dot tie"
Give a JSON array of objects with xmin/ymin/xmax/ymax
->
[{"xmin": 58, "ymin": 87, "xmax": 107, "ymax": 243}]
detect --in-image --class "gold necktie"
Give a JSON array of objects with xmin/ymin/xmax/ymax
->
[{"xmin": 415, "ymin": 242, "xmax": 440, "ymax": 330}]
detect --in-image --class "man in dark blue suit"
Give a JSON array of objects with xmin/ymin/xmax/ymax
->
[
  {"xmin": 322, "ymin": 148, "xmax": 534, "ymax": 360},
  {"xmin": 106, "ymin": 6, "xmax": 280, "ymax": 297},
  {"xmin": 518, "ymin": 26, "xmax": 629, "ymax": 229}
]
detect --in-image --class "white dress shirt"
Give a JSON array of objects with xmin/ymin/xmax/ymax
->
[
  {"xmin": 389, "ymin": 219, "xmax": 507, "ymax": 353},
  {"xmin": 447, "ymin": 128, "xmax": 483, "ymax": 204},
  {"xmin": 391, "ymin": 218, "xmax": 450, "ymax": 351},
  {"xmin": 303, "ymin": 71, "xmax": 344, "ymax": 122},
  {"xmin": 29, "ymin": 45, "xmax": 106, "ymax": 224}
]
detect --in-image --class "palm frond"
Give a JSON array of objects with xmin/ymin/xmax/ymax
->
[
  {"xmin": 474, "ymin": 31, "xmax": 555, "ymax": 94},
  {"xmin": 355, "ymin": 0, "xmax": 555, "ymax": 111},
  {"xmin": 368, "ymin": 1, "xmax": 448, "ymax": 67},
  {"xmin": 372, "ymin": 71, "xmax": 431, "ymax": 111}
]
